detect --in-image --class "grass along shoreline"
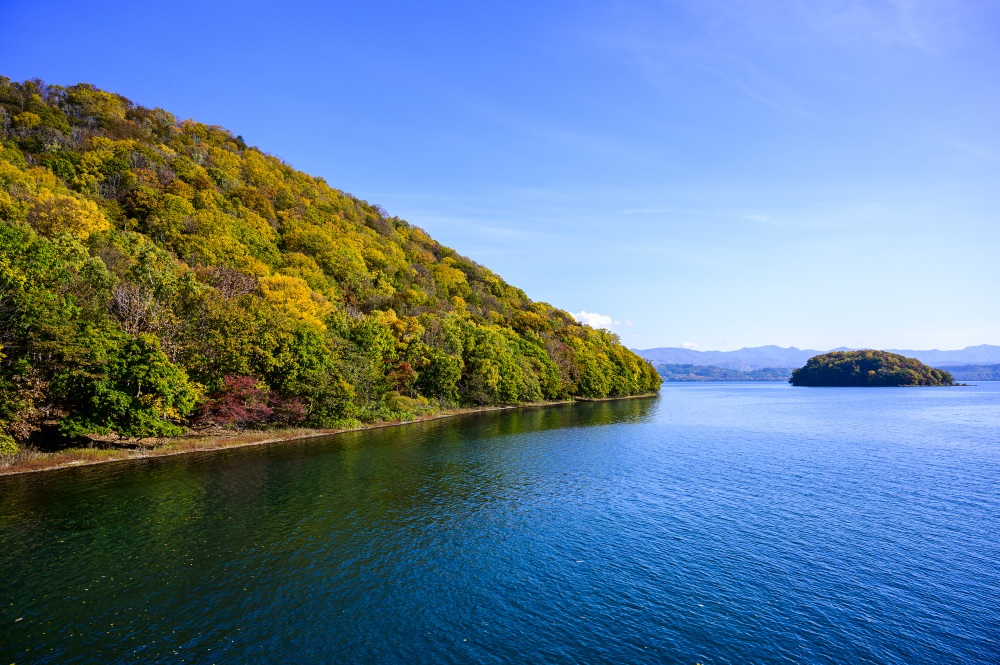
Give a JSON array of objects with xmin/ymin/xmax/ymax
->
[{"xmin": 0, "ymin": 393, "xmax": 659, "ymax": 477}]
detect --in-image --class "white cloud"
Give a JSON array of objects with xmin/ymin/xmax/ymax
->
[
  {"xmin": 682, "ymin": 341, "xmax": 699, "ymax": 349},
  {"xmin": 572, "ymin": 310, "xmax": 614, "ymax": 329},
  {"xmin": 624, "ymin": 319, "xmax": 634, "ymax": 327}
]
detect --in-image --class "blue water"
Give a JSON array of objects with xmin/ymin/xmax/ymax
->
[{"xmin": 2, "ymin": 382, "xmax": 999, "ymax": 664}]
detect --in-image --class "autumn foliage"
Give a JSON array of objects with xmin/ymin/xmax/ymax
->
[{"xmin": 0, "ymin": 77, "xmax": 660, "ymax": 446}]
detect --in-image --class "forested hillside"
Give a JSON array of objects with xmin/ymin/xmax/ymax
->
[{"xmin": 0, "ymin": 77, "xmax": 659, "ymax": 450}]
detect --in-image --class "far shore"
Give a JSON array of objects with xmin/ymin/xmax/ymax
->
[{"xmin": 0, "ymin": 393, "xmax": 660, "ymax": 478}]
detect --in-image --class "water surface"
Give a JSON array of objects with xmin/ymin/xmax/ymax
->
[{"xmin": 2, "ymin": 383, "xmax": 998, "ymax": 663}]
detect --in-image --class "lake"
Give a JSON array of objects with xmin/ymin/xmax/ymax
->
[{"xmin": 2, "ymin": 382, "xmax": 998, "ymax": 664}]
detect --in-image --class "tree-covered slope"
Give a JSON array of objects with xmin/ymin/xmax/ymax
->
[
  {"xmin": 0, "ymin": 77, "xmax": 659, "ymax": 447},
  {"xmin": 657, "ymin": 364, "xmax": 792, "ymax": 382},
  {"xmin": 789, "ymin": 350, "xmax": 954, "ymax": 387}
]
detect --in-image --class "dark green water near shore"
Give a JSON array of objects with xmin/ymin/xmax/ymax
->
[{"xmin": 2, "ymin": 384, "xmax": 999, "ymax": 663}]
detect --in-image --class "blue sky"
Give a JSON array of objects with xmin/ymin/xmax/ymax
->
[{"xmin": 2, "ymin": 0, "xmax": 998, "ymax": 351}]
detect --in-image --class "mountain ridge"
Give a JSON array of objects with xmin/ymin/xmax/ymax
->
[{"xmin": 633, "ymin": 344, "xmax": 1000, "ymax": 370}]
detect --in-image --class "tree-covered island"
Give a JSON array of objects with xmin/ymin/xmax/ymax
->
[
  {"xmin": 789, "ymin": 350, "xmax": 954, "ymax": 387},
  {"xmin": 0, "ymin": 77, "xmax": 660, "ymax": 460}
]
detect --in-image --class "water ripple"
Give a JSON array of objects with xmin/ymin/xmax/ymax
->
[{"xmin": 1, "ymin": 385, "xmax": 999, "ymax": 663}]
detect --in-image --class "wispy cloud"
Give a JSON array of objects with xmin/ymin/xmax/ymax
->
[
  {"xmin": 620, "ymin": 207, "xmax": 677, "ymax": 215},
  {"xmin": 405, "ymin": 214, "xmax": 564, "ymax": 245},
  {"xmin": 696, "ymin": 0, "xmax": 950, "ymax": 53},
  {"xmin": 789, "ymin": 0, "xmax": 944, "ymax": 54},
  {"xmin": 586, "ymin": 0, "xmax": 973, "ymax": 123},
  {"xmin": 746, "ymin": 213, "xmax": 775, "ymax": 225},
  {"xmin": 600, "ymin": 33, "xmax": 814, "ymax": 119},
  {"xmin": 943, "ymin": 140, "xmax": 997, "ymax": 163},
  {"xmin": 694, "ymin": 56, "xmax": 815, "ymax": 119}
]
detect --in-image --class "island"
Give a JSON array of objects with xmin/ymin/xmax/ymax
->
[{"xmin": 789, "ymin": 350, "xmax": 954, "ymax": 387}]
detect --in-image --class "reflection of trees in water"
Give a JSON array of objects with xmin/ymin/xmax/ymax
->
[
  {"xmin": 1, "ymin": 397, "xmax": 660, "ymax": 516},
  {"xmin": 0, "ymin": 396, "xmax": 661, "ymax": 610},
  {"xmin": 278, "ymin": 397, "xmax": 661, "ymax": 525},
  {"xmin": 405, "ymin": 395, "xmax": 659, "ymax": 443},
  {"xmin": 0, "ymin": 396, "xmax": 663, "ymax": 663}
]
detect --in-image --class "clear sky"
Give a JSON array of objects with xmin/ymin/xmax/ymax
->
[{"xmin": 2, "ymin": 0, "xmax": 998, "ymax": 351}]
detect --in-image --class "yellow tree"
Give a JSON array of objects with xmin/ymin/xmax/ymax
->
[
  {"xmin": 259, "ymin": 275, "xmax": 331, "ymax": 330},
  {"xmin": 28, "ymin": 189, "xmax": 109, "ymax": 239}
]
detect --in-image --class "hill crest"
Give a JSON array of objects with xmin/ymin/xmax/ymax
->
[
  {"xmin": 0, "ymin": 76, "xmax": 659, "ymax": 446},
  {"xmin": 633, "ymin": 345, "xmax": 1000, "ymax": 370}
]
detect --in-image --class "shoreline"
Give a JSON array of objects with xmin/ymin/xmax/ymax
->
[{"xmin": 0, "ymin": 393, "xmax": 659, "ymax": 478}]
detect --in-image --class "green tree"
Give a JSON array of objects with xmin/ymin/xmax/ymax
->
[
  {"xmin": 0, "ymin": 75, "xmax": 662, "ymax": 450},
  {"xmin": 59, "ymin": 333, "xmax": 201, "ymax": 439}
]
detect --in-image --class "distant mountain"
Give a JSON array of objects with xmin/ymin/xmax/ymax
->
[
  {"xmin": 885, "ymin": 345, "xmax": 1000, "ymax": 366},
  {"xmin": 634, "ymin": 346, "xmax": 823, "ymax": 370},
  {"xmin": 938, "ymin": 364, "xmax": 1000, "ymax": 381},
  {"xmin": 657, "ymin": 364, "xmax": 792, "ymax": 382},
  {"xmin": 633, "ymin": 345, "xmax": 1000, "ymax": 371}
]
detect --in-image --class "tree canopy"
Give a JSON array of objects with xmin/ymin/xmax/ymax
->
[
  {"xmin": 789, "ymin": 350, "xmax": 954, "ymax": 387},
  {"xmin": 0, "ymin": 77, "xmax": 660, "ymax": 447}
]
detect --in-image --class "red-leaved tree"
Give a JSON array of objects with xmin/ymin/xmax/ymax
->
[
  {"xmin": 269, "ymin": 395, "xmax": 307, "ymax": 426},
  {"xmin": 195, "ymin": 376, "xmax": 308, "ymax": 430},
  {"xmin": 195, "ymin": 376, "xmax": 272, "ymax": 431}
]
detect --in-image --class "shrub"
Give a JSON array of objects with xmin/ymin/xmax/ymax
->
[
  {"xmin": 0, "ymin": 433, "xmax": 18, "ymax": 455},
  {"xmin": 195, "ymin": 375, "xmax": 273, "ymax": 430}
]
